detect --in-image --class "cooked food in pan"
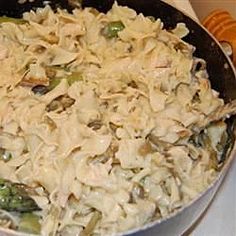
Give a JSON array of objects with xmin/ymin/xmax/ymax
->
[{"xmin": 0, "ymin": 3, "xmax": 235, "ymax": 235}]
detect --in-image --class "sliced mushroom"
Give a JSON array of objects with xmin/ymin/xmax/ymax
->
[
  {"xmin": 187, "ymin": 144, "xmax": 200, "ymax": 161},
  {"xmin": 45, "ymin": 67, "xmax": 58, "ymax": 79},
  {"xmin": 87, "ymin": 120, "xmax": 103, "ymax": 131},
  {"xmin": 46, "ymin": 94, "xmax": 75, "ymax": 112},
  {"xmin": 20, "ymin": 76, "xmax": 49, "ymax": 87},
  {"xmin": 138, "ymin": 142, "xmax": 154, "ymax": 156},
  {"xmin": 109, "ymin": 122, "xmax": 120, "ymax": 133},
  {"xmin": 130, "ymin": 183, "xmax": 146, "ymax": 203},
  {"xmin": 127, "ymin": 80, "xmax": 138, "ymax": 89},
  {"xmin": 44, "ymin": 115, "xmax": 57, "ymax": 131}
]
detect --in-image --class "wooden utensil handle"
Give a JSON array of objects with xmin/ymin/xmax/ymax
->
[{"xmin": 203, "ymin": 10, "xmax": 236, "ymax": 67}]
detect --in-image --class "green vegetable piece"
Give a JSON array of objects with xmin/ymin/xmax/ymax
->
[
  {"xmin": 47, "ymin": 72, "xmax": 82, "ymax": 91},
  {"xmin": 67, "ymin": 72, "xmax": 83, "ymax": 86},
  {"xmin": 19, "ymin": 213, "xmax": 41, "ymax": 234},
  {"xmin": 0, "ymin": 17, "xmax": 26, "ymax": 24},
  {"xmin": 102, "ymin": 21, "xmax": 125, "ymax": 38},
  {"xmin": 47, "ymin": 77, "xmax": 62, "ymax": 91},
  {"xmin": 0, "ymin": 179, "xmax": 40, "ymax": 212},
  {"xmin": 80, "ymin": 211, "xmax": 102, "ymax": 236},
  {"xmin": 219, "ymin": 119, "xmax": 235, "ymax": 164}
]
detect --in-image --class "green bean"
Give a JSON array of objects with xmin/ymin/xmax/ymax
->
[
  {"xmin": 47, "ymin": 72, "xmax": 82, "ymax": 91},
  {"xmin": 80, "ymin": 211, "xmax": 101, "ymax": 236},
  {"xmin": 18, "ymin": 213, "xmax": 41, "ymax": 234},
  {"xmin": 102, "ymin": 21, "xmax": 125, "ymax": 38},
  {"xmin": 67, "ymin": 72, "xmax": 83, "ymax": 86},
  {"xmin": 47, "ymin": 77, "xmax": 62, "ymax": 91},
  {"xmin": 0, "ymin": 17, "xmax": 26, "ymax": 24},
  {"xmin": 0, "ymin": 179, "xmax": 40, "ymax": 212}
]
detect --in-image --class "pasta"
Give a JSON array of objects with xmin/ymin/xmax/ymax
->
[{"xmin": 0, "ymin": 2, "xmax": 235, "ymax": 235}]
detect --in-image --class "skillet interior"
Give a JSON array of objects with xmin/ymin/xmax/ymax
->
[{"xmin": 0, "ymin": 0, "xmax": 235, "ymax": 235}]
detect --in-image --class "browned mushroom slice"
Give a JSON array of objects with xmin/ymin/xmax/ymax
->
[
  {"xmin": 46, "ymin": 94, "xmax": 75, "ymax": 112},
  {"xmin": 45, "ymin": 67, "xmax": 58, "ymax": 79},
  {"xmin": 130, "ymin": 183, "xmax": 146, "ymax": 203},
  {"xmin": 128, "ymin": 80, "xmax": 138, "ymax": 89},
  {"xmin": 20, "ymin": 76, "xmax": 49, "ymax": 87},
  {"xmin": 109, "ymin": 122, "xmax": 122, "ymax": 135},
  {"xmin": 45, "ymin": 33, "xmax": 59, "ymax": 44},
  {"xmin": 138, "ymin": 141, "xmax": 154, "ymax": 156},
  {"xmin": 43, "ymin": 115, "xmax": 57, "ymax": 131},
  {"xmin": 87, "ymin": 120, "xmax": 103, "ymax": 130}
]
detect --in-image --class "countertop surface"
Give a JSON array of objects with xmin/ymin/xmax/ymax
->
[
  {"xmin": 163, "ymin": 1, "xmax": 236, "ymax": 236},
  {"xmin": 192, "ymin": 159, "xmax": 236, "ymax": 236}
]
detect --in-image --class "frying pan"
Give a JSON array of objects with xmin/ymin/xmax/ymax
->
[{"xmin": 0, "ymin": 1, "xmax": 235, "ymax": 236}]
